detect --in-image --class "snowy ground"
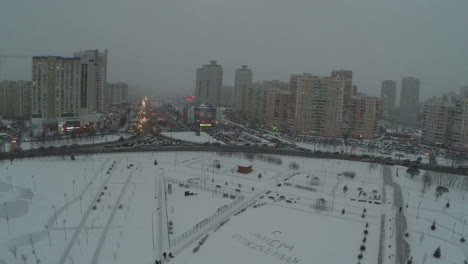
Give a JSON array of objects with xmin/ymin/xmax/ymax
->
[
  {"xmin": 1, "ymin": 151, "xmax": 467, "ymax": 263},
  {"xmin": 160, "ymin": 132, "xmax": 223, "ymax": 144},
  {"xmin": 390, "ymin": 166, "xmax": 468, "ymax": 264}
]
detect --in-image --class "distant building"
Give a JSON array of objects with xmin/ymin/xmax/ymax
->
[
  {"xmin": 350, "ymin": 95, "xmax": 383, "ymax": 139},
  {"xmin": 399, "ymin": 77, "xmax": 420, "ymax": 125},
  {"xmin": 31, "ymin": 52, "xmax": 108, "ymax": 136},
  {"xmin": 263, "ymin": 81, "xmax": 289, "ymax": 132},
  {"xmin": 381, "ymin": 80, "xmax": 396, "ymax": 115},
  {"xmin": 183, "ymin": 104, "xmax": 223, "ymax": 128},
  {"xmin": 221, "ymin": 86, "xmax": 234, "ymax": 106},
  {"xmin": 246, "ymin": 83, "xmax": 264, "ymax": 120},
  {"xmin": 0, "ymin": 80, "xmax": 31, "ymax": 119},
  {"xmin": 451, "ymin": 97, "xmax": 468, "ymax": 151},
  {"xmin": 195, "ymin": 61, "xmax": 223, "ymax": 105},
  {"xmin": 288, "ymin": 72, "xmax": 352, "ymax": 137},
  {"xmin": 73, "ymin": 49, "xmax": 108, "ymax": 113},
  {"xmin": 460, "ymin": 86, "xmax": 468, "ymax": 98},
  {"xmin": 442, "ymin": 91, "xmax": 459, "ymax": 105},
  {"xmin": 107, "ymin": 82, "xmax": 128, "ymax": 104},
  {"xmin": 31, "ymin": 56, "xmax": 82, "ymax": 135},
  {"xmin": 234, "ymin": 65, "xmax": 253, "ymax": 111},
  {"xmin": 421, "ymin": 97, "xmax": 454, "ymax": 147}
]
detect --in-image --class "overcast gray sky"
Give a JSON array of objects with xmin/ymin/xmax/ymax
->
[{"xmin": 1, "ymin": 0, "xmax": 467, "ymax": 100}]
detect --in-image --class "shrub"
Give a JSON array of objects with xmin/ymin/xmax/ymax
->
[{"xmin": 433, "ymin": 246, "xmax": 441, "ymax": 258}]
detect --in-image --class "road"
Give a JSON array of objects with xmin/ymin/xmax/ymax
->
[
  {"xmin": 3, "ymin": 141, "xmax": 468, "ymax": 177},
  {"xmin": 383, "ymin": 166, "xmax": 411, "ymax": 264}
]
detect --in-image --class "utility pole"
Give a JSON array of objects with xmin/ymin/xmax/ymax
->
[{"xmin": 4, "ymin": 202, "xmax": 10, "ymax": 236}]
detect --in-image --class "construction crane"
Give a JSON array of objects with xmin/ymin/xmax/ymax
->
[{"xmin": 0, "ymin": 55, "xmax": 32, "ymax": 81}]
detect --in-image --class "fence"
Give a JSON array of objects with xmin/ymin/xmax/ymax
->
[
  {"xmin": 165, "ymin": 177, "xmax": 243, "ymax": 198},
  {"xmin": 165, "ymin": 177, "xmax": 244, "ymax": 247}
]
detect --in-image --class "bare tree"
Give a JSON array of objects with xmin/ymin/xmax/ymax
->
[
  {"xmin": 422, "ymin": 172, "xmax": 432, "ymax": 194},
  {"xmin": 289, "ymin": 161, "xmax": 300, "ymax": 171},
  {"xmin": 21, "ymin": 253, "xmax": 27, "ymax": 264},
  {"xmin": 8, "ymin": 245, "xmax": 18, "ymax": 259}
]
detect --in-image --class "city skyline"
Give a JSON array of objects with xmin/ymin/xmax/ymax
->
[{"xmin": 1, "ymin": 0, "xmax": 467, "ymax": 99}]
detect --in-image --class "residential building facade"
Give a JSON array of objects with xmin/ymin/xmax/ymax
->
[
  {"xmin": 381, "ymin": 80, "xmax": 396, "ymax": 115},
  {"xmin": 350, "ymin": 95, "xmax": 383, "ymax": 139},
  {"xmin": 195, "ymin": 61, "xmax": 223, "ymax": 105},
  {"xmin": 73, "ymin": 49, "xmax": 108, "ymax": 113},
  {"xmin": 421, "ymin": 97, "xmax": 454, "ymax": 146},
  {"xmin": 452, "ymin": 97, "xmax": 468, "ymax": 151},
  {"xmin": 0, "ymin": 81, "xmax": 31, "ymax": 118},
  {"xmin": 399, "ymin": 77, "xmax": 420, "ymax": 125},
  {"xmin": 234, "ymin": 65, "xmax": 253, "ymax": 112},
  {"xmin": 107, "ymin": 82, "xmax": 128, "ymax": 104},
  {"xmin": 263, "ymin": 81, "xmax": 289, "ymax": 132}
]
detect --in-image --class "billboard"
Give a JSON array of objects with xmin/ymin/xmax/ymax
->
[{"xmin": 194, "ymin": 106, "xmax": 216, "ymax": 124}]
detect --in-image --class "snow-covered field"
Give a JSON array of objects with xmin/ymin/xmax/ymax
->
[
  {"xmin": 160, "ymin": 132, "xmax": 222, "ymax": 144},
  {"xmin": 0, "ymin": 151, "xmax": 467, "ymax": 264}
]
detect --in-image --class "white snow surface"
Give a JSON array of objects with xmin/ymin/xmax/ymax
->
[{"xmin": 0, "ymin": 151, "xmax": 467, "ymax": 264}]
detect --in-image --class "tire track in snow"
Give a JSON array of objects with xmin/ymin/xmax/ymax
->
[
  {"xmin": 90, "ymin": 167, "xmax": 134, "ymax": 264},
  {"xmin": 57, "ymin": 158, "xmax": 121, "ymax": 264}
]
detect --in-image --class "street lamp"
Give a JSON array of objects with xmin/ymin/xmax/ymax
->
[{"xmin": 152, "ymin": 208, "xmax": 160, "ymax": 251}]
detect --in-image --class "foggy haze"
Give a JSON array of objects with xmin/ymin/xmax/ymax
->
[{"xmin": 1, "ymin": 0, "xmax": 467, "ymax": 100}]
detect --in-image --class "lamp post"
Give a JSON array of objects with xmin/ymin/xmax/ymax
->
[
  {"xmin": 63, "ymin": 219, "xmax": 67, "ymax": 241},
  {"xmin": 45, "ymin": 225, "xmax": 51, "ymax": 246},
  {"xmin": 32, "ymin": 175, "xmax": 36, "ymax": 192},
  {"xmin": 53, "ymin": 205, "xmax": 57, "ymax": 225},
  {"xmin": 64, "ymin": 193, "xmax": 68, "ymax": 212},
  {"xmin": 152, "ymin": 208, "xmax": 160, "ymax": 251},
  {"xmin": 4, "ymin": 202, "xmax": 10, "ymax": 236}
]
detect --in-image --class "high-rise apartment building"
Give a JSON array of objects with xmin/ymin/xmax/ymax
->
[
  {"xmin": 421, "ymin": 97, "xmax": 454, "ymax": 146},
  {"xmin": 246, "ymin": 83, "xmax": 264, "ymax": 122},
  {"xmin": 107, "ymin": 82, "xmax": 128, "ymax": 104},
  {"xmin": 460, "ymin": 86, "xmax": 468, "ymax": 98},
  {"xmin": 263, "ymin": 81, "xmax": 289, "ymax": 131},
  {"xmin": 195, "ymin": 61, "xmax": 223, "ymax": 105},
  {"xmin": 234, "ymin": 65, "xmax": 253, "ymax": 112},
  {"xmin": 399, "ymin": 77, "xmax": 420, "ymax": 125},
  {"xmin": 381, "ymin": 80, "xmax": 396, "ymax": 115},
  {"xmin": 350, "ymin": 95, "xmax": 383, "ymax": 139},
  {"xmin": 0, "ymin": 81, "xmax": 31, "ymax": 119},
  {"xmin": 31, "ymin": 56, "xmax": 82, "ymax": 120},
  {"xmin": 221, "ymin": 86, "xmax": 234, "ymax": 106},
  {"xmin": 331, "ymin": 70, "xmax": 354, "ymax": 135},
  {"xmin": 288, "ymin": 72, "xmax": 350, "ymax": 136},
  {"xmin": 452, "ymin": 97, "xmax": 468, "ymax": 151},
  {"xmin": 73, "ymin": 49, "xmax": 108, "ymax": 113}
]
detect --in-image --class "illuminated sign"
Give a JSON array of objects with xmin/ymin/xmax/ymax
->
[{"xmin": 200, "ymin": 124, "xmax": 212, "ymax": 127}]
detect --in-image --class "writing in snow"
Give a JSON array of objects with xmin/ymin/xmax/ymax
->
[{"xmin": 232, "ymin": 232, "xmax": 301, "ymax": 264}]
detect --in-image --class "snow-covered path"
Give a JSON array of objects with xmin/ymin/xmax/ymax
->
[
  {"xmin": 383, "ymin": 166, "xmax": 410, "ymax": 263},
  {"xmin": 58, "ymin": 158, "xmax": 122, "ymax": 264},
  {"xmin": 90, "ymin": 167, "xmax": 134, "ymax": 264}
]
